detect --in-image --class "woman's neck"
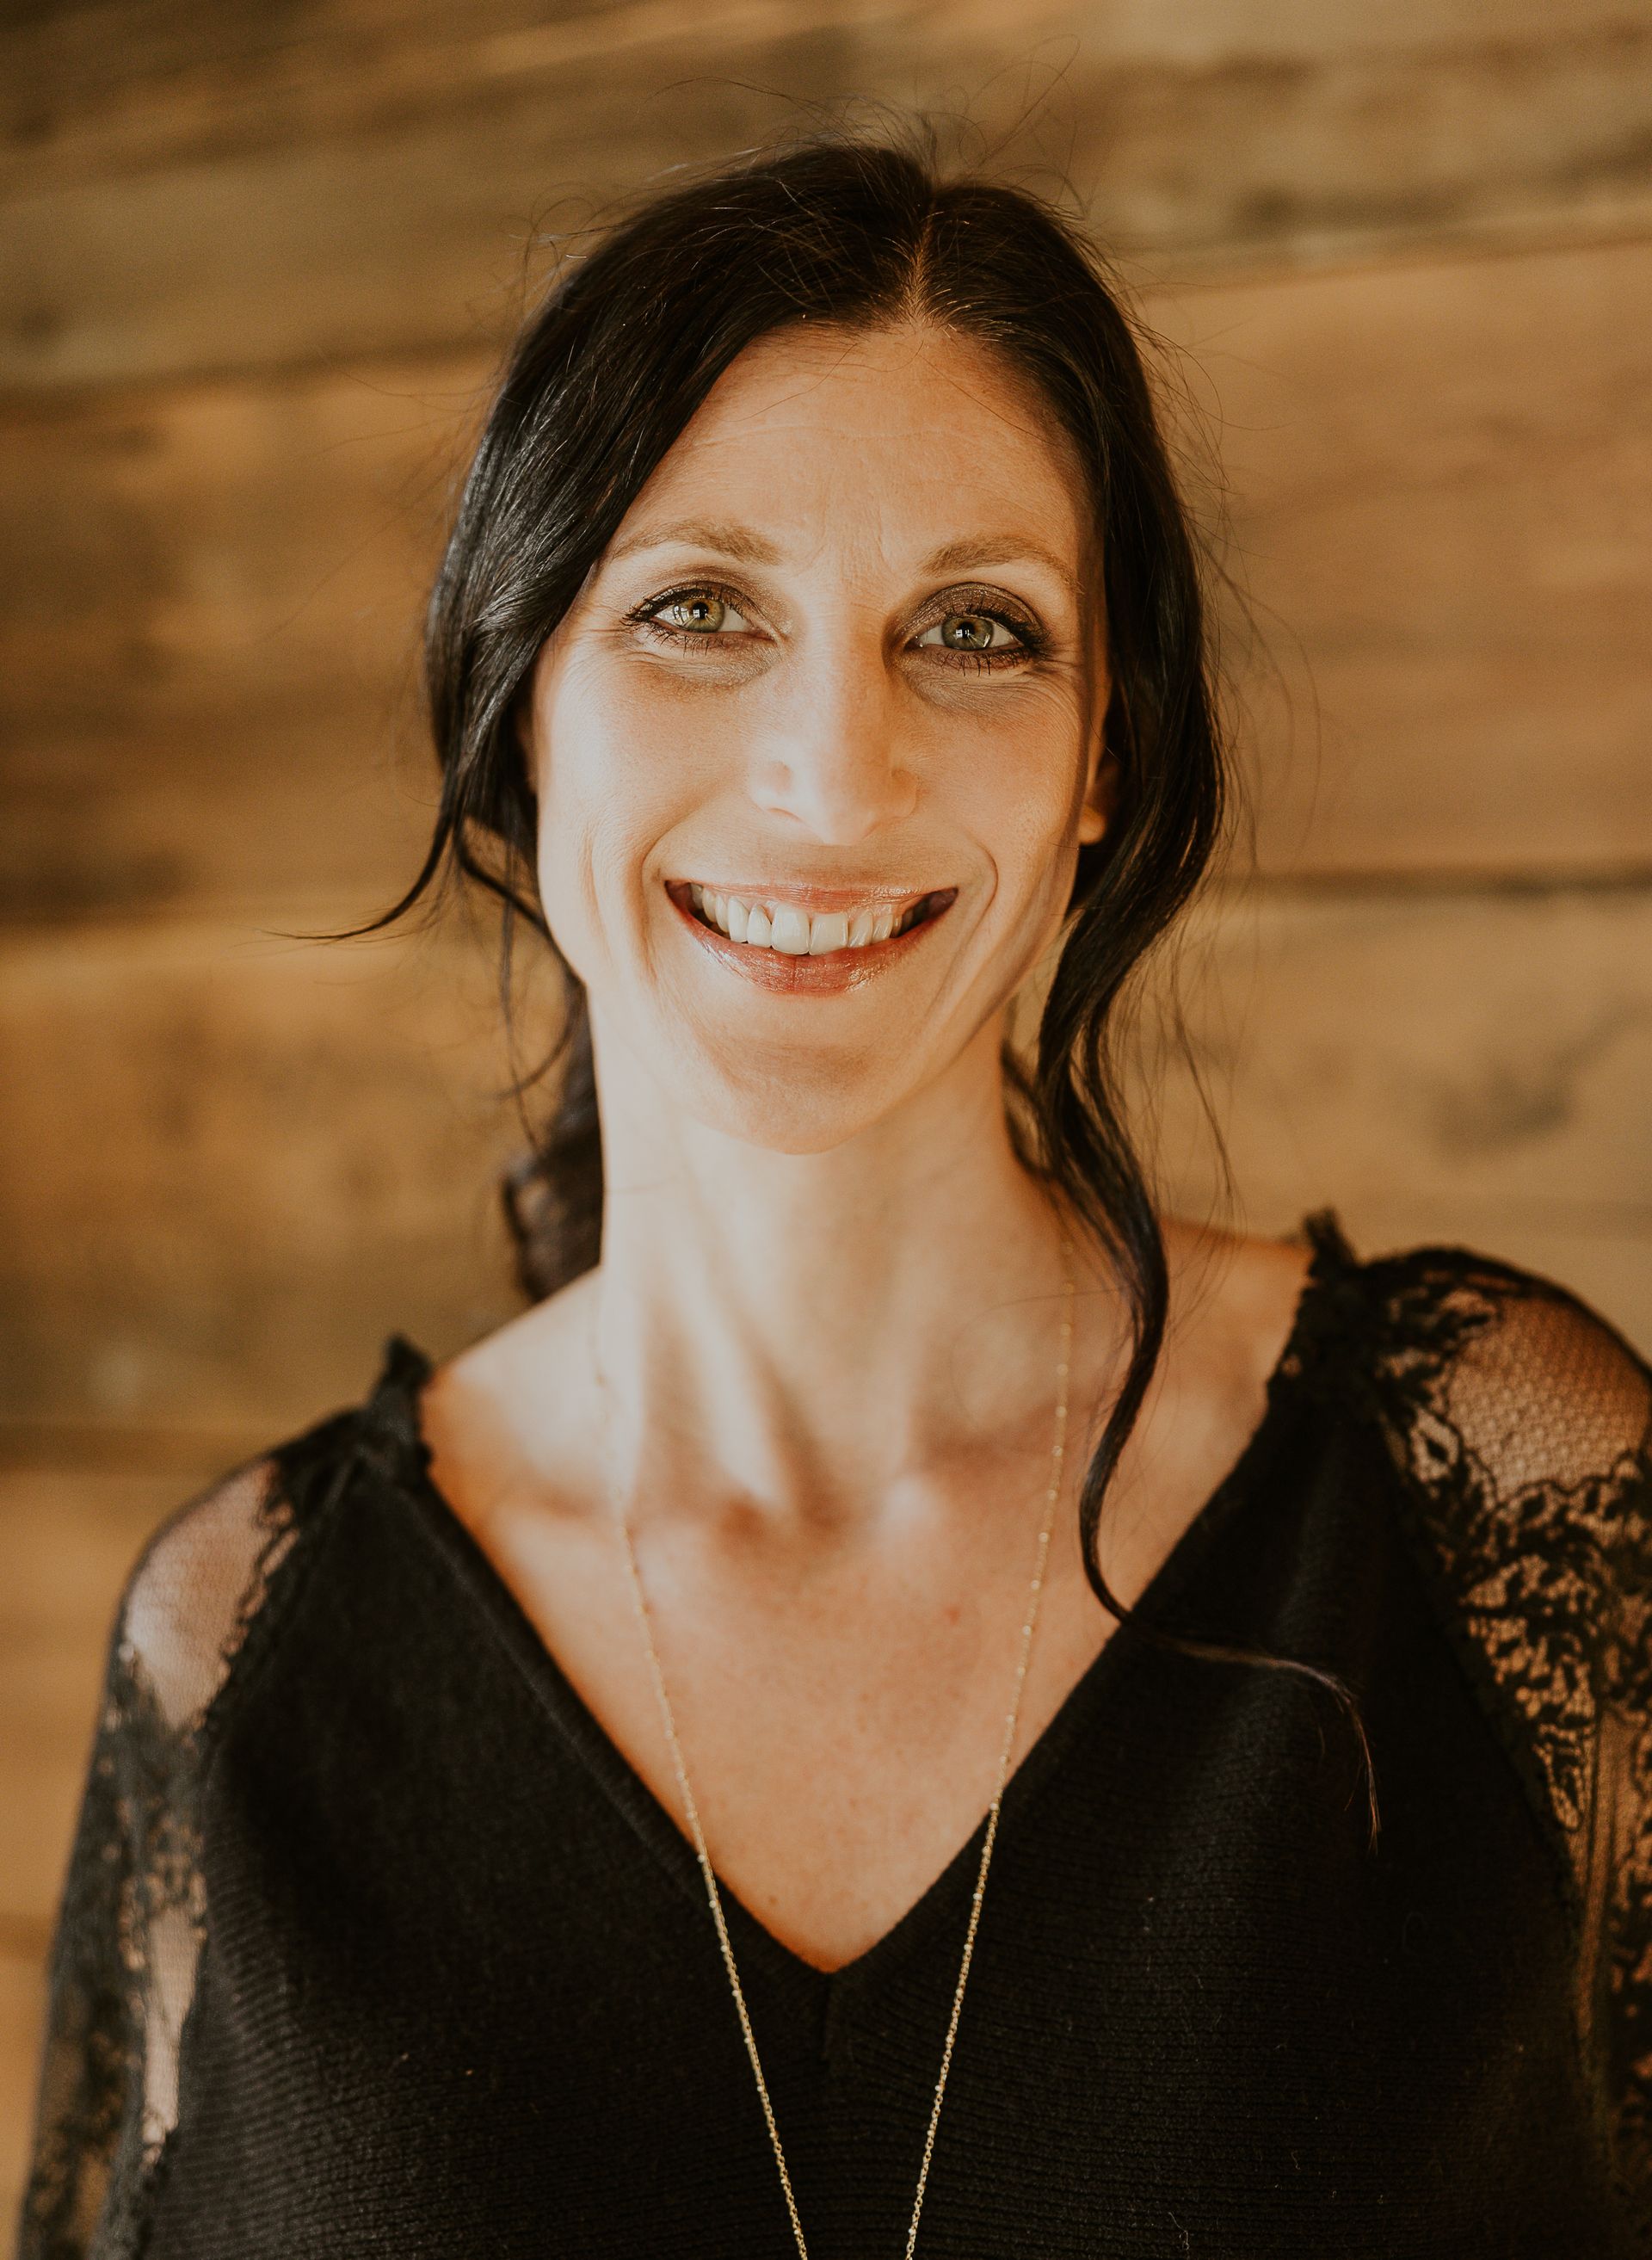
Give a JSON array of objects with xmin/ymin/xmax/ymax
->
[{"xmin": 585, "ymin": 1005, "xmax": 1113, "ymax": 1541}]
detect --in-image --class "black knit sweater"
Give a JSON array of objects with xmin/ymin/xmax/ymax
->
[{"xmin": 16, "ymin": 1215, "xmax": 1652, "ymax": 2257}]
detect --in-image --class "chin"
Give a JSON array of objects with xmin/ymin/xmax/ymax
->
[{"xmin": 656, "ymin": 1036, "xmax": 917, "ymax": 1155}]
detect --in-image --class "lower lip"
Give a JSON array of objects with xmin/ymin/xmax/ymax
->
[{"xmin": 665, "ymin": 886, "xmax": 956, "ymax": 994}]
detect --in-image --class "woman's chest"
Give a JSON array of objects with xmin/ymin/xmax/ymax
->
[
  {"xmin": 151, "ymin": 1478, "xmax": 1632, "ymax": 2256},
  {"xmin": 443, "ymin": 1468, "xmax": 1130, "ymax": 1971}
]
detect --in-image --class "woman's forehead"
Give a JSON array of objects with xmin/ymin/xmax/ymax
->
[{"xmin": 606, "ymin": 321, "xmax": 1088, "ymax": 578}]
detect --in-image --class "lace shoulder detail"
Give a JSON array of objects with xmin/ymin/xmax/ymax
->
[
  {"xmin": 15, "ymin": 1380, "xmax": 382, "ymax": 2260},
  {"xmin": 1304, "ymin": 1226, "xmax": 1652, "ymax": 2224}
]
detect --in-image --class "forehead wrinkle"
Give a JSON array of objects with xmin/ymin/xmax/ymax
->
[{"xmin": 602, "ymin": 393, "xmax": 1088, "ymax": 602}]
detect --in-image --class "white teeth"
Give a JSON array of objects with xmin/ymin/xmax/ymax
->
[
  {"xmin": 686, "ymin": 887, "xmax": 934, "ymax": 954},
  {"xmin": 769, "ymin": 905, "xmax": 811, "ymax": 956}
]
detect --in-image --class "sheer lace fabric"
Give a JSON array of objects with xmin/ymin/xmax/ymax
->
[
  {"xmin": 1288, "ymin": 1232, "xmax": 1652, "ymax": 2212},
  {"xmin": 17, "ymin": 1456, "xmax": 294, "ymax": 2258},
  {"xmin": 14, "ymin": 1228, "xmax": 1652, "ymax": 2251}
]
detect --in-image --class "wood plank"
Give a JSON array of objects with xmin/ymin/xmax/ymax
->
[
  {"xmin": 9, "ymin": 0, "xmax": 1645, "ymax": 200},
  {"xmin": 1130, "ymin": 881, "xmax": 1652, "ymax": 1354},
  {"xmin": 3, "ymin": 9, "xmax": 1652, "ymax": 389},
  {"xmin": 1161, "ymin": 238, "xmax": 1652, "ymax": 879},
  {"xmin": 9, "ymin": 0, "xmax": 1630, "ymax": 196},
  {"xmin": 3, "ymin": 232, "xmax": 1648, "ymax": 920},
  {"xmin": 0, "ymin": 357, "xmax": 470, "ymax": 919},
  {"xmin": 0, "ymin": 915, "xmax": 542, "ymax": 1436},
  {"xmin": 10, "ymin": 0, "xmax": 1641, "ymax": 193}
]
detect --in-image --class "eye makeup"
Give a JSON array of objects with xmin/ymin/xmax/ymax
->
[
  {"xmin": 623, "ymin": 580, "xmax": 764, "ymax": 655},
  {"xmin": 622, "ymin": 576, "xmax": 1052, "ymax": 670},
  {"xmin": 907, "ymin": 581, "xmax": 1051, "ymax": 670}
]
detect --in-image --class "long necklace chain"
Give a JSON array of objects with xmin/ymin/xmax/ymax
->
[{"xmin": 595, "ymin": 1223, "xmax": 1077, "ymax": 2260}]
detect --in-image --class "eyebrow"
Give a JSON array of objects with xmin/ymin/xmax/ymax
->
[
  {"xmin": 601, "ymin": 519, "xmax": 1081, "ymax": 601},
  {"xmin": 604, "ymin": 518, "xmax": 783, "ymax": 567},
  {"xmin": 919, "ymin": 535, "xmax": 1082, "ymax": 602}
]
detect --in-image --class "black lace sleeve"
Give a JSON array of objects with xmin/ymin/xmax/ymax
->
[
  {"xmin": 15, "ymin": 1455, "xmax": 297, "ymax": 2259},
  {"xmin": 1315, "ymin": 1225, "xmax": 1652, "ymax": 2226}
]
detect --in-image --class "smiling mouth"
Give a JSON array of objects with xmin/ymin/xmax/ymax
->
[{"xmin": 668, "ymin": 881, "xmax": 956, "ymax": 955}]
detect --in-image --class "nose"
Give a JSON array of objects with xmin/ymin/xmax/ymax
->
[{"xmin": 749, "ymin": 635, "xmax": 919, "ymax": 845}]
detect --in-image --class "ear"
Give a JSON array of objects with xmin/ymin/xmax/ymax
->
[{"xmin": 1077, "ymin": 739, "xmax": 1121, "ymax": 847}]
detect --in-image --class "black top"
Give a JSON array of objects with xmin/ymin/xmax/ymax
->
[{"xmin": 17, "ymin": 1214, "xmax": 1652, "ymax": 2257}]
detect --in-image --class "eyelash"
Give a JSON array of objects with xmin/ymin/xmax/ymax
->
[{"xmin": 624, "ymin": 582, "xmax": 1049, "ymax": 670}]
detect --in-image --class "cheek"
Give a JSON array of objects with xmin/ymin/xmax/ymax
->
[
  {"xmin": 527, "ymin": 659, "xmax": 626, "ymax": 969},
  {"xmin": 937, "ymin": 675, "xmax": 1090, "ymax": 897},
  {"xmin": 528, "ymin": 649, "xmax": 707, "ymax": 970}
]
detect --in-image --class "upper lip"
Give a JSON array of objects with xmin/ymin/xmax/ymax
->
[{"xmin": 667, "ymin": 878, "xmax": 950, "ymax": 914}]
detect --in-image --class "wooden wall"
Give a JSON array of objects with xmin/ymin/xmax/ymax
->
[{"xmin": 3, "ymin": 0, "xmax": 1649, "ymax": 2217}]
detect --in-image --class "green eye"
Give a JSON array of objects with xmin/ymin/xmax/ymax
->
[
  {"xmin": 918, "ymin": 610, "xmax": 1024, "ymax": 654},
  {"xmin": 663, "ymin": 594, "xmax": 729, "ymax": 632},
  {"xmin": 947, "ymin": 612, "xmax": 999, "ymax": 651}
]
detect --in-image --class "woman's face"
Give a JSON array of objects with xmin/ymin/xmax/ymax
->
[{"xmin": 523, "ymin": 320, "xmax": 1113, "ymax": 1153}]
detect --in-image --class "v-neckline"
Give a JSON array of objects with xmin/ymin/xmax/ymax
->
[{"xmin": 362, "ymin": 1213, "xmax": 1352, "ymax": 2005}]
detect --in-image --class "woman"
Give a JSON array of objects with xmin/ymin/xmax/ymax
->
[{"xmin": 18, "ymin": 131, "xmax": 1652, "ymax": 2257}]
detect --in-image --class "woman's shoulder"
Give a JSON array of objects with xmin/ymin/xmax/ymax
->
[
  {"xmin": 1291, "ymin": 1213, "xmax": 1651, "ymax": 1841},
  {"xmin": 1158, "ymin": 1207, "xmax": 1649, "ymax": 1514},
  {"xmin": 111, "ymin": 1337, "xmax": 436, "ymax": 1744},
  {"xmin": 1286, "ymin": 1209, "xmax": 1652, "ymax": 1506}
]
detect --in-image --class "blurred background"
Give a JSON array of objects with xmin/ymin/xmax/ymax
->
[{"xmin": 3, "ymin": 0, "xmax": 1650, "ymax": 2206}]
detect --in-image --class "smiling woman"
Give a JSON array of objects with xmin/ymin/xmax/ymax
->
[
  {"xmin": 17, "ymin": 129, "xmax": 1652, "ymax": 2259},
  {"xmin": 527, "ymin": 321, "xmax": 1107, "ymax": 1040}
]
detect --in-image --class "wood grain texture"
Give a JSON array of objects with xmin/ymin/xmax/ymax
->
[
  {"xmin": 0, "ymin": 914, "xmax": 543, "ymax": 1436},
  {"xmin": 11, "ymin": 0, "xmax": 1635, "ymax": 192},
  {"xmin": 1169, "ymin": 236, "xmax": 1652, "ymax": 879},
  {"xmin": 0, "ymin": 356, "xmax": 473, "ymax": 919},
  {"xmin": 3, "ymin": 3, "xmax": 1652, "ymax": 387},
  {"xmin": 1134, "ymin": 881, "xmax": 1652, "ymax": 1351}
]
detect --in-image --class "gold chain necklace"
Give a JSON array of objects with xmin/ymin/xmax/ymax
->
[{"xmin": 593, "ymin": 1222, "xmax": 1076, "ymax": 2260}]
